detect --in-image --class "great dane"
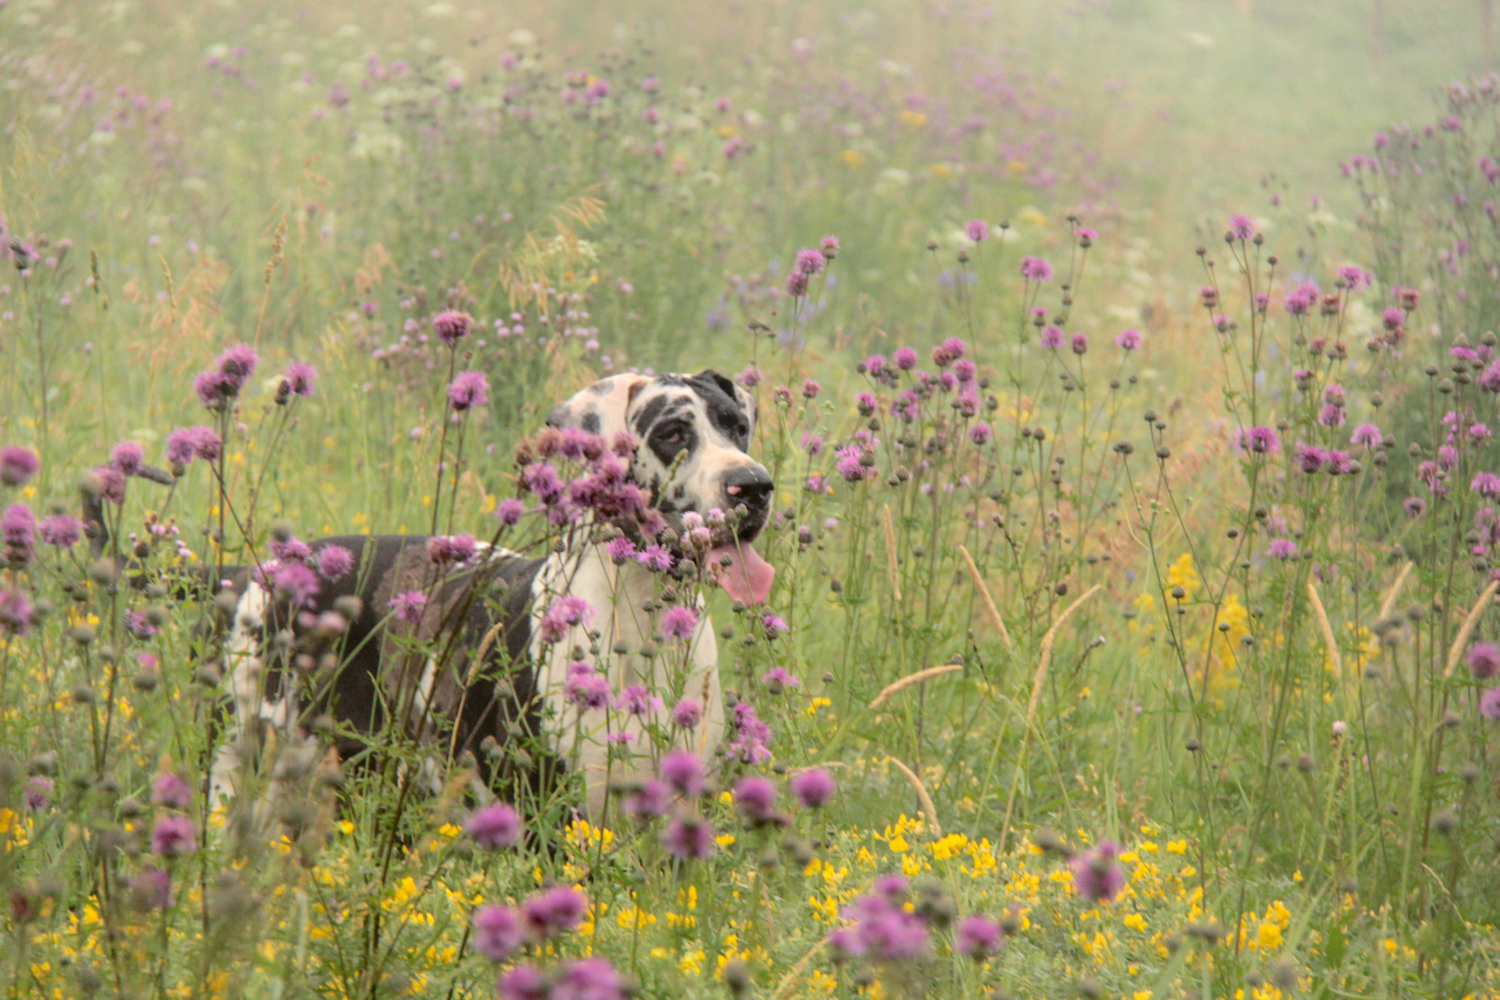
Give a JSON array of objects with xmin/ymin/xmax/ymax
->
[{"xmin": 210, "ymin": 370, "xmax": 776, "ymax": 820}]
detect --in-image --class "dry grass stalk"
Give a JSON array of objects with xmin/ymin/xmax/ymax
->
[
  {"xmin": 1307, "ymin": 580, "xmax": 1341, "ymax": 678},
  {"xmin": 868, "ymin": 663, "xmax": 963, "ymax": 711},
  {"xmin": 772, "ymin": 941, "xmax": 828, "ymax": 1000},
  {"xmin": 1443, "ymin": 579, "xmax": 1500, "ymax": 678},
  {"xmin": 880, "ymin": 504, "xmax": 902, "ymax": 602},
  {"xmin": 1377, "ymin": 560, "xmax": 1416, "ymax": 621},
  {"xmin": 885, "ymin": 756, "xmax": 942, "ymax": 837},
  {"xmin": 958, "ymin": 544, "xmax": 1013, "ymax": 649}
]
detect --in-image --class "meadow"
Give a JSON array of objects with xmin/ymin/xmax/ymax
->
[{"xmin": 2, "ymin": 0, "xmax": 1500, "ymax": 997}]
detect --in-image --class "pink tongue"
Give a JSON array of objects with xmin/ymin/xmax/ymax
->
[{"xmin": 708, "ymin": 542, "xmax": 776, "ymax": 605}]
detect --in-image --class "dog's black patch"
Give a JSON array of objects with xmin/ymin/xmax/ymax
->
[
  {"xmin": 581, "ymin": 411, "xmax": 601, "ymax": 435},
  {"xmin": 686, "ymin": 371, "xmax": 751, "ymax": 449},
  {"xmin": 632, "ymin": 395, "xmax": 668, "ymax": 436}
]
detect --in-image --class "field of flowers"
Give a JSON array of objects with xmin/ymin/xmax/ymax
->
[{"xmin": 3, "ymin": 0, "xmax": 1500, "ymax": 997}]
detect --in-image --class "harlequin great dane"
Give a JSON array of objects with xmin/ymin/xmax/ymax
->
[{"xmin": 210, "ymin": 370, "xmax": 776, "ymax": 820}]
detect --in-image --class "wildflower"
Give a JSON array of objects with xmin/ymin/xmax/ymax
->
[
  {"xmin": 1227, "ymin": 214, "xmax": 1257, "ymax": 240},
  {"xmin": 1019, "ymin": 256, "xmax": 1053, "ymax": 281},
  {"xmin": 1237, "ymin": 426, "xmax": 1280, "ymax": 455},
  {"xmin": 795, "ymin": 248, "xmax": 825, "ymax": 275},
  {"xmin": 2, "ymin": 504, "xmax": 35, "ymax": 566},
  {"xmin": 427, "ymin": 533, "xmax": 478, "ymax": 566},
  {"xmin": 660, "ymin": 605, "xmax": 699, "ymax": 641},
  {"xmin": 25, "ymin": 776, "xmax": 52, "ymax": 810},
  {"xmin": 762, "ymin": 667, "xmax": 800, "ymax": 693},
  {"xmin": 738, "ymin": 364, "xmax": 763, "ymax": 388},
  {"xmin": 1318, "ymin": 404, "xmax": 1346, "ymax": 428},
  {"xmin": 616, "ymin": 685, "xmax": 662, "ymax": 717},
  {"xmin": 93, "ymin": 466, "xmax": 126, "ymax": 505},
  {"xmin": 802, "ymin": 378, "xmax": 821, "ymax": 399},
  {"xmin": 893, "ymin": 347, "xmax": 918, "ymax": 370},
  {"xmin": 786, "ymin": 269, "xmax": 809, "ymax": 297},
  {"xmin": 1337, "ymin": 265, "xmax": 1372, "ymax": 292},
  {"xmin": 1040, "ymin": 325, "xmax": 1063, "ymax": 349},
  {"xmin": 553, "ymin": 958, "xmax": 624, "ymax": 1000},
  {"xmin": 762, "ymin": 612, "xmax": 789, "ymax": 638},
  {"xmin": 521, "ymin": 886, "xmax": 588, "ymax": 939},
  {"xmin": 1070, "ymin": 332, "xmax": 1089, "ymax": 355},
  {"xmin": 790, "ymin": 768, "xmax": 836, "ymax": 808},
  {"xmin": 734, "ymin": 776, "xmax": 780, "ymax": 826},
  {"xmin": 539, "ymin": 596, "xmax": 593, "ymax": 643},
  {"xmin": 216, "ymin": 344, "xmax": 259, "ymax": 391},
  {"xmin": 954, "ymin": 359, "xmax": 977, "ymax": 382},
  {"xmin": 0, "ymin": 590, "xmax": 35, "ymax": 636},
  {"xmin": 564, "ymin": 663, "xmax": 610, "ymax": 710},
  {"xmin": 496, "ymin": 965, "xmax": 548, "ymax": 1000},
  {"xmin": 39, "ymin": 514, "xmax": 81, "ymax": 548},
  {"xmin": 433, "ymin": 310, "xmax": 472, "ymax": 347},
  {"xmin": 821, "ymin": 235, "xmax": 841, "ymax": 257},
  {"xmin": 635, "ymin": 544, "xmax": 673, "ymax": 572},
  {"xmin": 967, "ymin": 421, "xmax": 992, "ymax": 445},
  {"xmin": 660, "ymin": 750, "xmax": 707, "ymax": 796},
  {"xmin": 954, "ymin": 913, "xmax": 1004, "ymax": 958},
  {"xmin": 625, "ymin": 779, "xmax": 670, "ymax": 819},
  {"xmin": 1470, "ymin": 643, "xmax": 1500, "ymax": 680},
  {"xmin": 1284, "ymin": 283, "xmax": 1319, "ymax": 316},
  {"xmin": 152, "ymin": 773, "xmax": 193, "ymax": 810},
  {"xmin": 389, "ymin": 590, "xmax": 427, "ymax": 624},
  {"xmin": 151, "ymin": 815, "xmax": 197, "ymax": 856},
  {"xmin": 1294, "ymin": 442, "xmax": 1326, "ymax": 474},
  {"xmin": 726, "ymin": 700, "xmax": 772, "ymax": 763},
  {"xmin": 316, "ymin": 545, "xmax": 354, "ymax": 581},
  {"xmin": 473, "ymin": 905, "xmax": 525, "ymax": 960},
  {"xmin": 1075, "ymin": 227, "xmax": 1098, "ymax": 246},
  {"xmin": 189, "ymin": 425, "xmax": 222, "ymax": 461},
  {"xmin": 1474, "ymin": 472, "xmax": 1500, "ymax": 500},
  {"xmin": 1351, "ymin": 424, "xmax": 1383, "ymax": 447},
  {"xmin": 0, "ymin": 446, "xmax": 39, "ymax": 487},
  {"xmin": 662, "ymin": 816, "xmax": 716, "ymax": 859},
  {"xmin": 671, "ymin": 697, "xmax": 703, "ymax": 730},
  {"xmin": 448, "ymin": 371, "xmax": 489, "ymax": 411},
  {"xmin": 1069, "ymin": 841, "xmax": 1125, "ymax": 902},
  {"xmin": 966, "ymin": 220, "xmax": 988, "ymax": 241},
  {"xmin": 932, "ymin": 337, "xmax": 966, "ymax": 367},
  {"xmin": 273, "ymin": 562, "xmax": 320, "ymax": 606},
  {"xmin": 466, "ymin": 803, "xmax": 521, "ymax": 849},
  {"xmin": 1481, "ymin": 688, "xmax": 1500, "ymax": 721},
  {"xmin": 283, "ymin": 362, "xmax": 316, "ymax": 397},
  {"xmin": 1267, "ymin": 539, "xmax": 1297, "ymax": 561}
]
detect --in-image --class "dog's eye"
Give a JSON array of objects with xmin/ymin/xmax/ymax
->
[{"xmin": 659, "ymin": 426, "xmax": 686, "ymax": 446}]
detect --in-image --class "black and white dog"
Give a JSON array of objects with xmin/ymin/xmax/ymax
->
[{"xmin": 210, "ymin": 370, "xmax": 776, "ymax": 820}]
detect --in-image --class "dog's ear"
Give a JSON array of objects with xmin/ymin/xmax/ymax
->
[
  {"xmin": 547, "ymin": 374, "xmax": 650, "ymax": 442},
  {"xmin": 698, "ymin": 368, "xmax": 758, "ymax": 440}
]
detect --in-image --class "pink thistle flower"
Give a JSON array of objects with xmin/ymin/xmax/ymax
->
[
  {"xmin": 1227, "ymin": 214, "xmax": 1257, "ymax": 240},
  {"xmin": 1481, "ymin": 688, "xmax": 1500, "ymax": 721},
  {"xmin": 0, "ymin": 446, "xmax": 39, "ymax": 487},
  {"xmin": 473, "ymin": 905, "xmax": 525, "ymax": 961},
  {"xmin": 1468, "ymin": 643, "xmax": 1500, "ymax": 680},
  {"xmin": 215, "ymin": 345, "xmax": 258, "ymax": 391},
  {"xmin": 1069, "ymin": 841, "xmax": 1125, "ymax": 902},
  {"xmin": 671, "ymin": 697, "xmax": 703, "ymax": 729},
  {"xmin": 954, "ymin": 913, "xmax": 1004, "ymax": 958},
  {"xmin": 389, "ymin": 590, "xmax": 427, "ymax": 624},
  {"xmin": 1114, "ymin": 329, "xmax": 1141, "ymax": 350},
  {"xmin": 1351, "ymin": 424, "xmax": 1383, "ymax": 448},
  {"xmin": 448, "ymin": 370, "xmax": 489, "ymax": 411},
  {"xmin": 465, "ymin": 803, "xmax": 521, "ymax": 848},
  {"xmin": 795, "ymin": 248, "xmax": 825, "ymax": 276},
  {"xmin": 615, "ymin": 685, "xmax": 662, "ymax": 717},
  {"xmin": 1070, "ymin": 332, "xmax": 1089, "ymax": 355},
  {"xmin": 496, "ymin": 498, "xmax": 526, "ymax": 525},
  {"xmin": 661, "ymin": 816, "xmax": 716, "ymax": 859},
  {"xmin": 432, "ymin": 310, "xmax": 473, "ymax": 347},
  {"xmin": 733, "ymin": 775, "xmax": 779, "ymax": 826},
  {"xmin": 1267, "ymin": 539, "xmax": 1298, "ymax": 560},
  {"xmin": 1019, "ymin": 256, "xmax": 1053, "ymax": 281},
  {"xmin": 520, "ymin": 886, "xmax": 588, "ymax": 939},
  {"xmin": 789, "ymin": 768, "xmax": 836, "ymax": 808},
  {"xmin": 39, "ymin": 514, "xmax": 81, "ymax": 548},
  {"xmin": 1040, "ymin": 325, "xmax": 1063, "ymax": 349},
  {"xmin": 151, "ymin": 815, "xmax": 197, "ymax": 856},
  {"xmin": 660, "ymin": 605, "xmax": 699, "ymax": 641},
  {"xmin": 965, "ymin": 220, "xmax": 988, "ymax": 242},
  {"xmin": 761, "ymin": 667, "xmax": 799, "ymax": 693},
  {"xmin": 152, "ymin": 772, "xmax": 193, "ymax": 810},
  {"xmin": 283, "ymin": 362, "xmax": 316, "ymax": 397},
  {"xmin": 316, "ymin": 545, "xmax": 354, "ymax": 581},
  {"xmin": 564, "ymin": 663, "xmax": 610, "ymax": 710},
  {"xmin": 660, "ymin": 750, "xmax": 707, "ymax": 795}
]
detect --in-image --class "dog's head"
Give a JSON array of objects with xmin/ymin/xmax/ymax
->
[{"xmin": 547, "ymin": 370, "xmax": 775, "ymax": 604}]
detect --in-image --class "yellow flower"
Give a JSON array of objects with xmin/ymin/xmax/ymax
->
[
  {"xmin": 1257, "ymin": 920, "xmax": 1283, "ymax": 951},
  {"xmin": 840, "ymin": 149, "xmax": 865, "ymax": 167},
  {"xmin": 898, "ymin": 110, "xmax": 927, "ymax": 127}
]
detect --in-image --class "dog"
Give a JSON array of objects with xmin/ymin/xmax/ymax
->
[{"xmin": 209, "ymin": 370, "xmax": 776, "ymax": 821}]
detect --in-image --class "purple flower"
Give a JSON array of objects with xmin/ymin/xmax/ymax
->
[
  {"xmin": 615, "ymin": 685, "xmax": 662, "ymax": 717},
  {"xmin": 39, "ymin": 514, "xmax": 81, "ymax": 548},
  {"xmin": 539, "ymin": 596, "xmax": 593, "ymax": 643},
  {"xmin": 2, "ymin": 504, "xmax": 35, "ymax": 566},
  {"xmin": 893, "ymin": 347, "xmax": 919, "ymax": 370},
  {"xmin": 215, "ymin": 345, "xmax": 259, "ymax": 392},
  {"xmin": 1481, "ymin": 362, "xmax": 1500, "ymax": 393},
  {"xmin": 802, "ymin": 378, "xmax": 821, "ymax": 399},
  {"xmin": 1040, "ymin": 325, "xmax": 1063, "ymax": 349},
  {"xmin": 520, "ymin": 885, "xmax": 588, "ymax": 939},
  {"xmin": 284, "ymin": 362, "xmax": 316, "ymax": 397},
  {"xmin": 0, "ymin": 590, "xmax": 35, "ymax": 636},
  {"xmin": 93, "ymin": 466, "xmax": 126, "ymax": 506},
  {"xmin": 1469, "ymin": 643, "xmax": 1500, "ymax": 680},
  {"xmin": 795, "ymin": 248, "xmax": 826, "ymax": 276},
  {"xmin": 151, "ymin": 815, "xmax": 197, "ymax": 856},
  {"xmin": 152, "ymin": 772, "xmax": 194, "ymax": 810},
  {"xmin": 1337, "ymin": 265, "xmax": 1372, "ymax": 292},
  {"xmin": 785, "ymin": 269, "xmax": 809, "ymax": 297},
  {"xmin": 661, "ymin": 816, "xmax": 716, "ymax": 859},
  {"xmin": 671, "ymin": 697, "xmax": 703, "ymax": 730},
  {"xmin": 389, "ymin": 590, "xmax": 427, "ymax": 624},
  {"xmin": 553, "ymin": 958, "xmax": 624, "ymax": 1000},
  {"xmin": 1070, "ymin": 333, "xmax": 1089, "ymax": 355},
  {"xmin": 660, "ymin": 750, "xmax": 707, "ymax": 796},
  {"xmin": 448, "ymin": 371, "xmax": 489, "ymax": 411},
  {"xmin": 761, "ymin": 613, "xmax": 789, "ymax": 639},
  {"xmin": 660, "ymin": 605, "xmax": 699, "ymax": 641},
  {"xmin": 1114, "ymin": 328, "xmax": 1141, "ymax": 350},
  {"xmin": 466, "ymin": 802, "xmax": 521, "ymax": 849},
  {"xmin": 473, "ymin": 905, "xmax": 525, "ymax": 960},
  {"xmin": 761, "ymin": 667, "xmax": 800, "ymax": 694},
  {"xmin": 1267, "ymin": 539, "xmax": 1297, "ymax": 561},
  {"xmin": 427, "ymin": 533, "xmax": 478, "ymax": 566},
  {"xmin": 1019, "ymin": 256, "xmax": 1053, "ymax": 281},
  {"xmin": 189, "ymin": 426, "xmax": 222, "ymax": 461},
  {"xmin": 564, "ymin": 663, "xmax": 610, "ymax": 710},
  {"xmin": 965, "ymin": 220, "xmax": 988, "ymax": 242},
  {"xmin": 726, "ymin": 700, "xmax": 772, "ymax": 764},
  {"xmin": 954, "ymin": 913, "xmax": 1004, "ymax": 958},
  {"xmin": 789, "ymin": 768, "xmax": 836, "ymax": 808},
  {"xmin": 1236, "ymin": 426, "xmax": 1280, "ymax": 455},
  {"xmin": 1069, "ymin": 841, "xmax": 1125, "ymax": 902},
  {"xmin": 636, "ymin": 544, "xmax": 674, "ymax": 572},
  {"xmin": 316, "ymin": 545, "xmax": 354, "ymax": 581},
  {"xmin": 1481, "ymin": 688, "xmax": 1500, "ymax": 721},
  {"xmin": 1474, "ymin": 473, "xmax": 1500, "ymax": 500},
  {"xmin": 820, "ymin": 235, "xmax": 841, "ymax": 256},
  {"xmin": 734, "ymin": 776, "xmax": 779, "ymax": 825},
  {"xmin": 1404, "ymin": 496, "xmax": 1427, "ymax": 517},
  {"xmin": 496, "ymin": 498, "xmax": 527, "ymax": 526},
  {"xmin": 0, "ymin": 446, "xmax": 39, "ymax": 487},
  {"xmin": 496, "ymin": 964, "xmax": 548, "ymax": 1000},
  {"xmin": 24, "ymin": 776, "xmax": 52, "ymax": 810},
  {"xmin": 433, "ymin": 310, "xmax": 473, "ymax": 347},
  {"xmin": 273, "ymin": 562, "xmax": 320, "ymax": 606},
  {"xmin": 1228, "ymin": 214, "xmax": 1257, "ymax": 240},
  {"xmin": 1351, "ymin": 423, "xmax": 1383, "ymax": 448},
  {"xmin": 1295, "ymin": 442, "xmax": 1326, "ymax": 474},
  {"xmin": 625, "ymin": 779, "xmax": 671, "ymax": 819}
]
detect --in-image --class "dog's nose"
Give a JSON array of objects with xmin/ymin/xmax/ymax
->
[{"xmin": 724, "ymin": 466, "xmax": 774, "ymax": 507}]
